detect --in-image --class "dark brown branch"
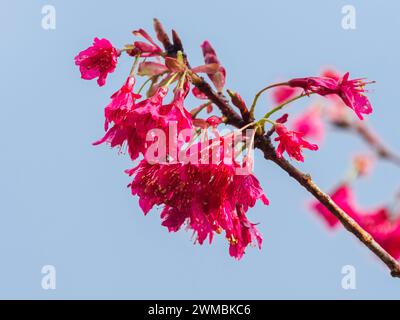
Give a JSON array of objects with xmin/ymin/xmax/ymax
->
[{"xmin": 155, "ymin": 19, "xmax": 400, "ymax": 278}]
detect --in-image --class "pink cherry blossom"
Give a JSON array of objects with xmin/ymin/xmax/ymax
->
[
  {"xmin": 271, "ymin": 86, "xmax": 299, "ymax": 104},
  {"xmin": 74, "ymin": 38, "xmax": 118, "ymax": 86},
  {"xmin": 103, "ymin": 77, "xmax": 141, "ymax": 130},
  {"xmin": 291, "ymin": 106, "xmax": 324, "ymax": 142},
  {"xmin": 288, "ymin": 72, "xmax": 373, "ymax": 120},
  {"xmin": 94, "ymin": 85, "xmax": 193, "ymax": 161},
  {"xmin": 274, "ymin": 124, "xmax": 319, "ymax": 162}
]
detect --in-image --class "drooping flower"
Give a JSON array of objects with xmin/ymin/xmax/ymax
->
[
  {"xmin": 288, "ymin": 72, "xmax": 373, "ymax": 120},
  {"xmin": 271, "ymin": 86, "xmax": 299, "ymax": 104},
  {"xmin": 126, "ymin": 140, "xmax": 268, "ymax": 259},
  {"xmin": 103, "ymin": 76, "xmax": 141, "ymax": 130},
  {"xmin": 201, "ymin": 41, "xmax": 226, "ymax": 92},
  {"xmin": 94, "ymin": 85, "xmax": 193, "ymax": 161},
  {"xmin": 291, "ymin": 106, "xmax": 324, "ymax": 142},
  {"xmin": 74, "ymin": 38, "xmax": 118, "ymax": 86},
  {"xmin": 274, "ymin": 124, "xmax": 319, "ymax": 162}
]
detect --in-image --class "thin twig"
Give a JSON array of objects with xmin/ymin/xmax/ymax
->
[{"xmin": 332, "ymin": 118, "xmax": 400, "ymax": 167}]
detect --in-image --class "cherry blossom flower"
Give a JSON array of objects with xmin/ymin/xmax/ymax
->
[
  {"xmin": 94, "ymin": 85, "xmax": 192, "ymax": 161},
  {"xmin": 288, "ymin": 72, "xmax": 373, "ymax": 120},
  {"xmin": 291, "ymin": 106, "xmax": 324, "ymax": 142},
  {"xmin": 103, "ymin": 76, "xmax": 141, "ymax": 130},
  {"xmin": 271, "ymin": 86, "xmax": 299, "ymax": 104},
  {"xmin": 274, "ymin": 124, "xmax": 319, "ymax": 162},
  {"xmin": 74, "ymin": 38, "xmax": 118, "ymax": 86}
]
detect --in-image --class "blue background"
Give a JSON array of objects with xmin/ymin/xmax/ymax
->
[{"xmin": 1, "ymin": 0, "xmax": 399, "ymax": 299}]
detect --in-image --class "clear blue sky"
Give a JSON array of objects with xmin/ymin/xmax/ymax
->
[{"xmin": 1, "ymin": 0, "xmax": 400, "ymax": 299}]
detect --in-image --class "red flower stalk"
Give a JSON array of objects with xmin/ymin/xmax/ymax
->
[
  {"xmin": 274, "ymin": 124, "xmax": 319, "ymax": 162},
  {"xmin": 288, "ymin": 72, "xmax": 373, "ymax": 120},
  {"xmin": 74, "ymin": 38, "xmax": 118, "ymax": 86}
]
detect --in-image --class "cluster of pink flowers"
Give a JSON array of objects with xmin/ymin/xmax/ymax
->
[
  {"xmin": 127, "ymin": 141, "xmax": 269, "ymax": 259},
  {"xmin": 75, "ymin": 31, "xmax": 270, "ymax": 258},
  {"xmin": 75, "ymin": 23, "xmax": 385, "ymax": 261}
]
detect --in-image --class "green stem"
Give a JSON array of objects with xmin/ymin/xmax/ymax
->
[
  {"xmin": 178, "ymin": 71, "xmax": 188, "ymax": 89},
  {"xmin": 249, "ymin": 82, "xmax": 289, "ymax": 119},
  {"xmin": 263, "ymin": 93, "xmax": 308, "ymax": 119},
  {"xmin": 129, "ymin": 55, "xmax": 140, "ymax": 76},
  {"xmin": 160, "ymin": 73, "xmax": 179, "ymax": 88},
  {"xmin": 137, "ymin": 76, "xmax": 154, "ymax": 95},
  {"xmin": 259, "ymin": 118, "xmax": 276, "ymax": 126}
]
